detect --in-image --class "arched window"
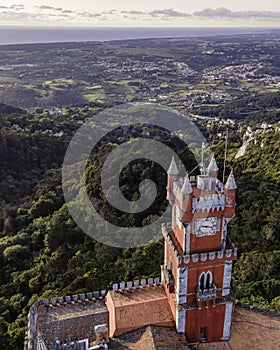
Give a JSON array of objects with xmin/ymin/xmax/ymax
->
[
  {"xmin": 199, "ymin": 272, "xmax": 205, "ymax": 290},
  {"xmin": 206, "ymin": 271, "xmax": 213, "ymax": 289},
  {"xmin": 199, "ymin": 271, "xmax": 213, "ymax": 290}
]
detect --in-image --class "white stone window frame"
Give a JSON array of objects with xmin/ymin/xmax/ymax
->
[{"xmin": 199, "ymin": 271, "xmax": 213, "ymax": 289}]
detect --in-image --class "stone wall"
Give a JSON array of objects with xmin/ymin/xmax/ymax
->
[
  {"xmin": 236, "ymin": 301, "xmax": 280, "ymax": 318},
  {"xmin": 39, "ymin": 301, "xmax": 109, "ymax": 349},
  {"xmin": 25, "ymin": 290, "xmax": 109, "ymax": 350}
]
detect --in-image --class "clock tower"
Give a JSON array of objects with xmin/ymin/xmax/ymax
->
[{"xmin": 162, "ymin": 155, "xmax": 237, "ymax": 344}]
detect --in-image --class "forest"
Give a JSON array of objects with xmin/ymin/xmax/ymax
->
[{"xmin": 0, "ymin": 99, "xmax": 279, "ymax": 349}]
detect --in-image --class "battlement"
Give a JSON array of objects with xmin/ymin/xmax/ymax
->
[
  {"xmin": 43, "ymin": 291, "xmax": 108, "ymax": 308},
  {"xmin": 192, "ymin": 194, "xmax": 225, "ymax": 213},
  {"xmin": 180, "ymin": 247, "xmax": 238, "ymax": 265},
  {"xmin": 112, "ymin": 277, "xmax": 161, "ymax": 292}
]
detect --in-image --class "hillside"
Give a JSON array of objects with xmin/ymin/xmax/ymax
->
[
  {"xmin": 0, "ymin": 33, "xmax": 279, "ymax": 109},
  {"xmin": 0, "ymin": 109, "xmax": 279, "ymax": 349}
]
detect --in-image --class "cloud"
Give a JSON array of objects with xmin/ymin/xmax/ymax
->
[
  {"xmin": 11, "ymin": 4, "xmax": 25, "ymax": 9},
  {"xmin": 0, "ymin": 6, "xmax": 278, "ymax": 25},
  {"xmin": 37, "ymin": 5, "xmax": 54, "ymax": 10},
  {"xmin": 0, "ymin": 9, "xmax": 73, "ymax": 23},
  {"xmin": 63, "ymin": 10, "xmax": 75, "ymax": 14},
  {"xmin": 37, "ymin": 5, "xmax": 63, "ymax": 11},
  {"xmin": 121, "ymin": 10, "xmax": 145, "ymax": 15},
  {"xmin": 149, "ymin": 8, "xmax": 191, "ymax": 18},
  {"xmin": 236, "ymin": 10, "xmax": 280, "ymax": 19},
  {"xmin": 194, "ymin": 7, "xmax": 232, "ymax": 18},
  {"xmin": 194, "ymin": 7, "xmax": 280, "ymax": 20},
  {"xmin": 0, "ymin": 4, "xmax": 25, "ymax": 10},
  {"xmin": 0, "ymin": 5, "xmax": 107, "ymax": 24},
  {"xmin": 78, "ymin": 12, "xmax": 102, "ymax": 18},
  {"xmin": 103, "ymin": 10, "xmax": 116, "ymax": 14}
]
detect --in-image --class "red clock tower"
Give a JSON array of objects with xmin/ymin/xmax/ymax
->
[{"xmin": 162, "ymin": 155, "xmax": 237, "ymax": 344}]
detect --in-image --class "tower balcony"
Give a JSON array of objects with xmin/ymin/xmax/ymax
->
[{"xmin": 196, "ymin": 284, "xmax": 217, "ymax": 301}]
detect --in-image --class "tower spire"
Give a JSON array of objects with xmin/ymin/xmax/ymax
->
[
  {"xmin": 225, "ymin": 170, "xmax": 237, "ymax": 190},
  {"xmin": 167, "ymin": 156, "xmax": 179, "ymax": 176},
  {"xmin": 181, "ymin": 175, "xmax": 192, "ymax": 195},
  {"xmin": 207, "ymin": 155, "xmax": 219, "ymax": 177}
]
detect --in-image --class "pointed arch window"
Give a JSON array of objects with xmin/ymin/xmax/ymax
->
[
  {"xmin": 199, "ymin": 272, "xmax": 205, "ymax": 290},
  {"xmin": 199, "ymin": 271, "xmax": 213, "ymax": 290},
  {"xmin": 206, "ymin": 271, "xmax": 213, "ymax": 289}
]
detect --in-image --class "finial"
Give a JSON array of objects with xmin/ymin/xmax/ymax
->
[
  {"xmin": 223, "ymin": 128, "xmax": 229, "ymax": 183},
  {"xmin": 200, "ymin": 142, "xmax": 207, "ymax": 175}
]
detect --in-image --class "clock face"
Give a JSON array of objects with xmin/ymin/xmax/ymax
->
[{"xmin": 196, "ymin": 217, "xmax": 217, "ymax": 236}]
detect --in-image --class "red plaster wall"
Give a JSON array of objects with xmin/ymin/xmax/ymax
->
[
  {"xmin": 163, "ymin": 282, "xmax": 176, "ymax": 321},
  {"xmin": 185, "ymin": 259, "xmax": 227, "ymax": 303},
  {"xmin": 185, "ymin": 304, "xmax": 226, "ymax": 343},
  {"xmin": 173, "ymin": 224, "xmax": 184, "ymax": 251},
  {"xmin": 106, "ymin": 289, "xmax": 175, "ymax": 337}
]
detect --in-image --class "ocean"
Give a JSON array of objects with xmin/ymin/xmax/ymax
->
[{"xmin": 0, "ymin": 27, "xmax": 275, "ymax": 46}]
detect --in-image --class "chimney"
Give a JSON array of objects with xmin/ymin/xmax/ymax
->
[{"xmin": 95, "ymin": 324, "xmax": 109, "ymax": 344}]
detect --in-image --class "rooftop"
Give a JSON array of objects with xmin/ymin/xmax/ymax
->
[
  {"xmin": 36, "ymin": 300, "xmax": 109, "ymax": 349},
  {"xmin": 110, "ymin": 325, "xmax": 188, "ymax": 350},
  {"xmin": 107, "ymin": 284, "xmax": 169, "ymax": 307},
  {"xmin": 106, "ymin": 285, "xmax": 175, "ymax": 337}
]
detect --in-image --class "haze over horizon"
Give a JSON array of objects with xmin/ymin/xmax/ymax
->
[{"xmin": 0, "ymin": 0, "xmax": 279, "ymax": 27}]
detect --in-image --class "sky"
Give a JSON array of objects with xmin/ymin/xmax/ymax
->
[{"xmin": 0, "ymin": 1, "xmax": 279, "ymax": 27}]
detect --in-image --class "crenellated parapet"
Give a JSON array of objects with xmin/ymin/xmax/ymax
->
[
  {"xmin": 112, "ymin": 277, "xmax": 161, "ymax": 292},
  {"xmin": 179, "ymin": 247, "xmax": 238, "ymax": 265},
  {"xmin": 192, "ymin": 194, "xmax": 225, "ymax": 213},
  {"xmin": 42, "ymin": 290, "xmax": 108, "ymax": 307}
]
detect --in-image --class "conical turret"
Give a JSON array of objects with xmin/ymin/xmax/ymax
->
[
  {"xmin": 180, "ymin": 175, "xmax": 193, "ymax": 223},
  {"xmin": 225, "ymin": 170, "xmax": 237, "ymax": 190},
  {"xmin": 224, "ymin": 170, "xmax": 237, "ymax": 218},
  {"xmin": 181, "ymin": 175, "xmax": 192, "ymax": 195},
  {"xmin": 207, "ymin": 155, "xmax": 219, "ymax": 178},
  {"xmin": 167, "ymin": 157, "xmax": 178, "ymax": 202},
  {"xmin": 167, "ymin": 156, "xmax": 179, "ymax": 176}
]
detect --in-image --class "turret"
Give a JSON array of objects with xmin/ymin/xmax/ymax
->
[
  {"xmin": 224, "ymin": 170, "xmax": 237, "ymax": 218},
  {"xmin": 207, "ymin": 155, "xmax": 219, "ymax": 178},
  {"xmin": 166, "ymin": 157, "xmax": 178, "ymax": 202},
  {"xmin": 180, "ymin": 175, "xmax": 193, "ymax": 222}
]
